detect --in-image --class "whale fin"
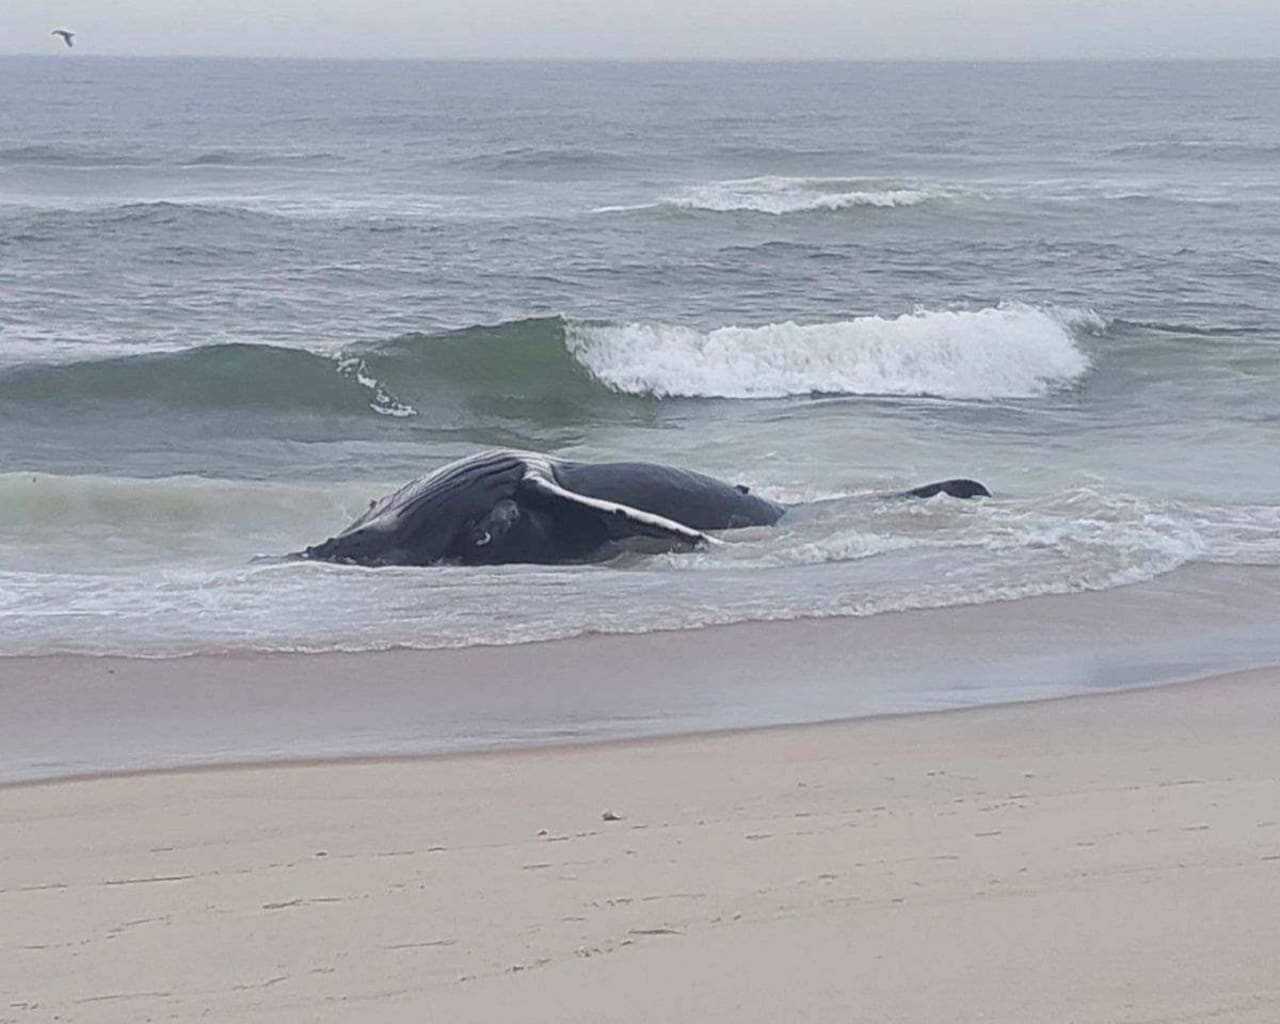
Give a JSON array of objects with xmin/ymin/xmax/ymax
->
[
  {"xmin": 898, "ymin": 478, "xmax": 991, "ymax": 499},
  {"xmin": 519, "ymin": 469, "xmax": 716, "ymax": 547}
]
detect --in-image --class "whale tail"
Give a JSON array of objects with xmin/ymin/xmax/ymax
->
[
  {"xmin": 251, "ymin": 551, "xmax": 309, "ymax": 564},
  {"xmin": 898, "ymin": 479, "xmax": 991, "ymax": 499}
]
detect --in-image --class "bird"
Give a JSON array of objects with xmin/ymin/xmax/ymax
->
[{"xmin": 52, "ymin": 29, "xmax": 75, "ymax": 48}]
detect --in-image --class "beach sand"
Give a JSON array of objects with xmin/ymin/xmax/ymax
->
[{"xmin": 3, "ymin": 664, "xmax": 1279, "ymax": 1022}]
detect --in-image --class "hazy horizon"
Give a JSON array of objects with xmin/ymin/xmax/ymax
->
[
  {"xmin": 6, "ymin": 53, "xmax": 1280, "ymax": 63},
  {"xmin": 7, "ymin": 1, "xmax": 1280, "ymax": 61}
]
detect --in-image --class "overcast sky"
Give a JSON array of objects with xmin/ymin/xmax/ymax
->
[{"xmin": 7, "ymin": 0, "xmax": 1280, "ymax": 60}]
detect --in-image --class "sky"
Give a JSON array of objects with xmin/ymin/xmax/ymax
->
[{"xmin": 6, "ymin": 0, "xmax": 1280, "ymax": 60}]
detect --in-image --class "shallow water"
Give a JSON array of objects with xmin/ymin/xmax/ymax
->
[{"xmin": 4, "ymin": 564, "xmax": 1279, "ymax": 784}]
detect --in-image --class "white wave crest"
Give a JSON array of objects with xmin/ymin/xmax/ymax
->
[
  {"xmin": 334, "ymin": 355, "xmax": 417, "ymax": 417},
  {"xmin": 565, "ymin": 304, "xmax": 1097, "ymax": 400},
  {"xmin": 665, "ymin": 176, "xmax": 948, "ymax": 215}
]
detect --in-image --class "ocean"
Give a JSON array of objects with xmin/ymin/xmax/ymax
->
[{"xmin": 2, "ymin": 59, "xmax": 1279, "ymax": 718}]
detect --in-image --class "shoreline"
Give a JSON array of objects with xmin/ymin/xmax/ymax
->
[
  {"xmin": 5, "ymin": 562, "xmax": 1280, "ymax": 785},
  {"xmin": 4, "ymin": 665, "xmax": 1279, "ymax": 1022},
  {"xmin": 2, "ymin": 659, "xmax": 1276, "ymax": 793}
]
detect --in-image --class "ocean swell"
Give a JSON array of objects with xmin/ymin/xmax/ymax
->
[
  {"xmin": 0, "ymin": 144, "xmax": 148, "ymax": 167},
  {"xmin": 0, "ymin": 306, "xmax": 1101, "ymax": 421},
  {"xmin": 0, "ymin": 143, "xmax": 339, "ymax": 169},
  {"xmin": 445, "ymin": 146, "xmax": 628, "ymax": 173},
  {"xmin": 0, "ymin": 344, "xmax": 412, "ymax": 417}
]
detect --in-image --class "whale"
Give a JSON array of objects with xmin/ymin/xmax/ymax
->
[{"xmin": 297, "ymin": 449, "xmax": 989, "ymax": 567}]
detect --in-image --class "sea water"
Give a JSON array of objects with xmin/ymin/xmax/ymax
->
[{"xmin": 2, "ymin": 59, "xmax": 1278, "ymax": 670}]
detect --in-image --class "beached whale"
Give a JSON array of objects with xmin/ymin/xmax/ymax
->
[{"xmin": 297, "ymin": 449, "xmax": 989, "ymax": 567}]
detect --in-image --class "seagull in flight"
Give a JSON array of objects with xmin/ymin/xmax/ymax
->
[{"xmin": 52, "ymin": 29, "xmax": 75, "ymax": 48}]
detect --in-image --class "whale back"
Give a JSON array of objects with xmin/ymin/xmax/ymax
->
[{"xmin": 553, "ymin": 461, "xmax": 785, "ymax": 530}]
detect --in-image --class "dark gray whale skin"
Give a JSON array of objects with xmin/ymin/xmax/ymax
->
[
  {"xmin": 898, "ymin": 478, "xmax": 991, "ymax": 500},
  {"xmin": 297, "ymin": 449, "xmax": 988, "ymax": 567}
]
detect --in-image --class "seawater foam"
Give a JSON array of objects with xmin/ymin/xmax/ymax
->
[
  {"xmin": 593, "ymin": 176, "xmax": 955, "ymax": 216},
  {"xmin": 7, "ymin": 484, "xmax": 1280, "ymax": 659},
  {"xmin": 565, "ymin": 304, "xmax": 1098, "ymax": 400},
  {"xmin": 334, "ymin": 355, "xmax": 417, "ymax": 417},
  {"xmin": 668, "ymin": 176, "xmax": 944, "ymax": 214},
  {"xmin": 662, "ymin": 486, "xmax": 1223, "ymax": 578}
]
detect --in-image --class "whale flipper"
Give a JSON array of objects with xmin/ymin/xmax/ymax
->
[{"xmin": 519, "ymin": 467, "xmax": 714, "ymax": 547}]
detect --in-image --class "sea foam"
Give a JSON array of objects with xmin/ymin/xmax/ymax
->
[
  {"xmin": 594, "ymin": 176, "xmax": 954, "ymax": 216},
  {"xmin": 565, "ymin": 304, "xmax": 1098, "ymax": 400},
  {"xmin": 668, "ymin": 176, "xmax": 943, "ymax": 214}
]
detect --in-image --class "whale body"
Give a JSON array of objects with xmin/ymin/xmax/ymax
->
[{"xmin": 298, "ymin": 449, "xmax": 989, "ymax": 567}]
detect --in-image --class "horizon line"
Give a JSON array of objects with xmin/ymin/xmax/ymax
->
[{"xmin": 3, "ymin": 53, "xmax": 1279, "ymax": 64}]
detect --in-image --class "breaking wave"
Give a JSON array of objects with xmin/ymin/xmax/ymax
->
[
  {"xmin": 599, "ymin": 176, "xmax": 958, "ymax": 216},
  {"xmin": 566, "ymin": 305, "xmax": 1099, "ymax": 400},
  {"xmin": 0, "ymin": 304, "xmax": 1100, "ymax": 421}
]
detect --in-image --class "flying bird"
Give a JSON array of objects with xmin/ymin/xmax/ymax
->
[{"xmin": 52, "ymin": 29, "xmax": 75, "ymax": 48}]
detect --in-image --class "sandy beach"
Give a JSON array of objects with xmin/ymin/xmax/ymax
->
[{"xmin": 4, "ymin": 665, "xmax": 1279, "ymax": 1023}]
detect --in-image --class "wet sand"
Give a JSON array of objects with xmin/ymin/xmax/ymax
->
[{"xmin": 3, "ymin": 666, "xmax": 1279, "ymax": 1023}]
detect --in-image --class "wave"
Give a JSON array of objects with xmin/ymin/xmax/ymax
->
[
  {"xmin": 0, "ymin": 305, "xmax": 1100, "ymax": 422},
  {"xmin": 0, "ymin": 143, "xmax": 340, "ymax": 169},
  {"xmin": 1107, "ymin": 140, "xmax": 1280, "ymax": 162},
  {"xmin": 598, "ymin": 176, "xmax": 957, "ymax": 216},
  {"xmin": 445, "ymin": 146, "xmax": 628, "ymax": 173},
  {"xmin": 0, "ymin": 343, "xmax": 414, "ymax": 417},
  {"xmin": 1111, "ymin": 318, "xmax": 1267, "ymax": 339},
  {"xmin": 3, "ymin": 195, "xmax": 452, "ymax": 230},
  {"xmin": 4, "ymin": 200, "xmax": 294, "ymax": 235},
  {"xmin": 0, "ymin": 318, "xmax": 605, "ymax": 425},
  {"xmin": 94, "ymin": 200, "xmax": 285, "ymax": 226},
  {"xmin": 1008, "ymin": 179, "xmax": 1271, "ymax": 208},
  {"xmin": 180, "ymin": 149, "xmax": 340, "ymax": 167},
  {"xmin": 566, "ymin": 305, "xmax": 1098, "ymax": 400},
  {"xmin": 708, "ymin": 144, "xmax": 851, "ymax": 161},
  {"xmin": 0, "ymin": 144, "xmax": 147, "ymax": 167}
]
